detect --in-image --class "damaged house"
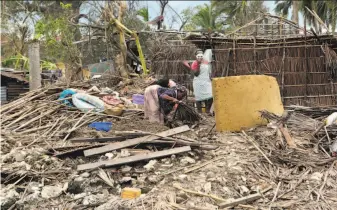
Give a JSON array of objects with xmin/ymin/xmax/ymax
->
[{"xmin": 151, "ymin": 14, "xmax": 337, "ymax": 107}]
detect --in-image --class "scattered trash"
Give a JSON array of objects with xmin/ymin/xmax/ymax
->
[
  {"xmin": 329, "ymin": 140, "xmax": 337, "ymax": 157},
  {"xmin": 325, "ymin": 112, "xmax": 337, "ymax": 126},
  {"xmin": 143, "ymin": 160, "xmax": 157, "ymax": 171},
  {"xmin": 121, "ymin": 188, "xmax": 141, "ymax": 199},
  {"xmin": 1, "ymin": 74, "xmax": 336, "ymax": 209},
  {"xmin": 180, "ymin": 156, "xmax": 196, "ymax": 165},
  {"xmin": 104, "ymin": 104, "xmax": 124, "ymax": 116},
  {"xmin": 105, "ymin": 153, "xmax": 114, "ymax": 159},
  {"xmin": 102, "ymin": 95, "xmax": 122, "ymax": 105},
  {"xmin": 119, "ymin": 177, "xmax": 132, "ymax": 183},
  {"xmin": 41, "ymin": 185, "xmax": 63, "ymax": 199},
  {"xmin": 58, "ymin": 89, "xmax": 77, "ymax": 106},
  {"xmin": 121, "ymin": 165, "xmax": 132, "ymax": 172},
  {"xmin": 132, "ymin": 94, "xmax": 144, "ymax": 105},
  {"xmin": 88, "ymin": 122, "xmax": 113, "ymax": 132},
  {"xmin": 72, "ymin": 93, "xmax": 105, "ymax": 113}
]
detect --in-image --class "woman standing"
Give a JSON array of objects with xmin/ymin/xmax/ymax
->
[
  {"xmin": 144, "ymin": 85, "xmax": 187, "ymax": 124},
  {"xmin": 183, "ymin": 50, "xmax": 213, "ymax": 114}
]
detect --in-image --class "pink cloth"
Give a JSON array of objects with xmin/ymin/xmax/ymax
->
[
  {"xmin": 191, "ymin": 60, "xmax": 209, "ymax": 71},
  {"xmin": 102, "ymin": 95, "xmax": 122, "ymax": 105},
  {"xmin": 144, "ymin": 85, "xmax": 164, "ymax": 124}
]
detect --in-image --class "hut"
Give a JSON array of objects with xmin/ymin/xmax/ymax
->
[
  {"xmin": 0, "ymin": 68, "xmax": 29, "ymax": 103},
  {"xmin": 151, "ymin": 14, "xmax": 337, "ymax": 107}
]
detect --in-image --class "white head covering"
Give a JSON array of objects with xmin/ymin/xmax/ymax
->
[{"xmin": 196, "ymin": 52, "xmax": 203, "ymax": 59}]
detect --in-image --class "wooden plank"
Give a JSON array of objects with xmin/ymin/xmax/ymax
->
[
  {"xmin": 219, "ymin": 186, "xmax": 272, "ymax": 208},
  {"xmin": 78, "ymin": 146, "xmax": 191, "ymax": 171},
  {"xmin": 54, "ymin": 144, "xmax": 108, "ymax": 158},
  {"xmin": 83, "ymin": 125, "xmax": 190, "ymax": 157}
]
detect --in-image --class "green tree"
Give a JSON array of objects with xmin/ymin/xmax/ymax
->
[
  {"xmin": 187, "ymin": 3, "xmax": 224, "ymax": 31},
  {"xmin": 275, "ymin": 0, "xmax": 337, "ymax": 33},
  {"xmin": 212, "ymin": 0, "xmax": 267, "ymax": 30},
  {"xmin": 179, "ymin": 7, "xmax": 195, "ymax": 31},
  {"xmin": 35, "ymin": 2, "xmax": 82, "ymax": 79},
  {"xmin": 137, "ymin": 7, "xmax": 150, "ymax": 22},
  {"xmin": 302, "ymin": 0, "xmax": 337, "ymax": 33},
  {"xmin": 275, "ymin": 0, "xmax": 300, "ymax": 24}
]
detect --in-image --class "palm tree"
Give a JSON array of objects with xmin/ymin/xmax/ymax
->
[
  {"xmin": 275, "ymin": 0, "xmax": 300, "ymax": 24},
  {"xmin": 275, "ymin": 0, "xmax": 337, "ymax": 33},
  {"xmin": 191, "ymin": 3, "xmax": 224, "ymax": 30},
  {"xmin": 137, "ymin": 7, "xmax": 149, "ymax": 22},
  {"xmin": 212, "ymin": 1, "xmax": 267, "ymax": 30},
  {"xmin": 305, "ymin": 0, "xmax": 337, "ymax": 33}
]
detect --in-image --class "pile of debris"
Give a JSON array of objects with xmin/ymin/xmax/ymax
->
[
  {"xmin": 0, "ymin": 77, "xmax": 217, "ymax": 209},
  {"xmin": 1, "ymin": 76, "xmax": 336, "ymax": 209}
]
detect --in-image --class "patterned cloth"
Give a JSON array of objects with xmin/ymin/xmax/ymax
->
[
  {"xmin": 157, "ymin": 87, "xmax": 177, "ymax": 115},
  {"xmin": 144, "ymin": 85, "xmax": 164, "ymax": 124}
]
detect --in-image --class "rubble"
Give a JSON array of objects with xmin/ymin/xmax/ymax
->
[
  {"xmin": 180, "ymin": 156, "xmax": 196, "ymax": 165},
  {"xmin": 1, "ymin": 77, "xmax": 336, "ymax": 209}
]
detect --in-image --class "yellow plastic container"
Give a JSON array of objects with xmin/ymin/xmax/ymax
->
[
  {"xmin": 212, "ymin": 75, "xmax": 284, "ymax": 132},
  {"xmin": 121, "ymin": 188, "xmax": 141, "ymax": 199}
]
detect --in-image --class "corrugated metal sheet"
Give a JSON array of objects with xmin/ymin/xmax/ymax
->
[
  {"xmin": 88, "ymin": 61, "xmax": 115, "ymax": 76},
  {"xmin": 1, "ymin": 86, "xmax": 7, "ymax": 101}
]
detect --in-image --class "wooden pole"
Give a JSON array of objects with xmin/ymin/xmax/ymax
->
[
  {"xmin": 304, "ymin": 15, "xmax": 308, "ymax": 105},
  {"xmin": 253, "ymin": 36, "xmax": 256, "ymax": 74},
  {"xmin": 28, "ymin": 41, "xmax": 41, "ymax": 91},
  {"xmin": 280, "ymin": 19, "xmax": 285, "ymax": 103},
  {"xmin": 233, "ymin": 39, "xmax": 236, "ymax": 75}
]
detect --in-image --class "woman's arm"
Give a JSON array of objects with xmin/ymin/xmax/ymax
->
[
  {"xmin": 160, "ymin": 94, "xmax": 178, "ymax": 103},
  {"xmin": 190, "ymin": 61, "xmax": 201, "ymax": 77}
]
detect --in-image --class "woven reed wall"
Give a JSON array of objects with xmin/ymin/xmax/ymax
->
[
  {"xmin": 151, "ymin": 40, "xmax": 337, "ymax": 106},
  {"xmin": 151, "ymin": 45, "xmax": 198, "ymax": 93}
]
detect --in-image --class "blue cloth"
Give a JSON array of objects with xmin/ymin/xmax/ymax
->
[
  {"xmin": 88, "ymin": 122, "xmax": 112, "ymax": 132},
  {"xmin": 58, "ymin": 89, "xmax": 77, "ymax": 106}
]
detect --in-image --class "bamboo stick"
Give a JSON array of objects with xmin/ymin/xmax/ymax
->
[
  {"xmin": 15, "ymin": 125, "xmax": 53, "ymax": 135},
  {"xmin": 284, "ymin": 95, "xmax": 336, "ymax": 99},
  {"xmin": 241, "ymin": 131, "xmax": 274, "ymax": 165},
  {"xmin": 4, "ymin": 105, "xmax": 45, "ymax": 129},
  {"xmin": 281, "ymin": 39, "xmax": 286, "ymax": 100},
  {"xmin": 13, "ymin": 106, "xmax": 59, "ymax": 132},
  {"xmin": 63, "ymin": 109, "xmax": 93, "ymax": 141},
  {"xmin": 304, "ymin": 15, "xmax": 308, "ymax": 104},
  {"xmin": 1, "ymin": 106, "xmax": 33, "ymax": 124},
  {"xmin": 213, "ymin": 45, "xmax": 328, "ymax": 51}
]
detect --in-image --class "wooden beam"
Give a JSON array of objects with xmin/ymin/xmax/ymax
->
[
  {"xmin": 83, "ymin": 125, "xmax": 190, "ymax": 157},
  {"xmin": 278, "ymin": 125, "xmax": 296, "ymax": 148},
  {"xmin": 77, "ymin": 146, "xmax": 191, "ymax": 171}
]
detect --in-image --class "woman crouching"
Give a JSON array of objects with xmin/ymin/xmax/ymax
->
[{"xmin": 144, "ymin": 85, "xmax": 187, "ymax": 124}]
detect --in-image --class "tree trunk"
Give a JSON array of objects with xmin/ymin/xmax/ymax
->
[
  {"xmin": 292, "ymin": 1, "xmax": 299, "ymax": 25},
  {"xmin": 118, "ymin": 1, "xmax": 129, "ymax": 78},
  {"xmin": 28, "ymin": 41, "xmax": 41, "ymax": 91},
  {"xmin": 158, "ymin": 0, "xmax": 168, "ymax": 30}
]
